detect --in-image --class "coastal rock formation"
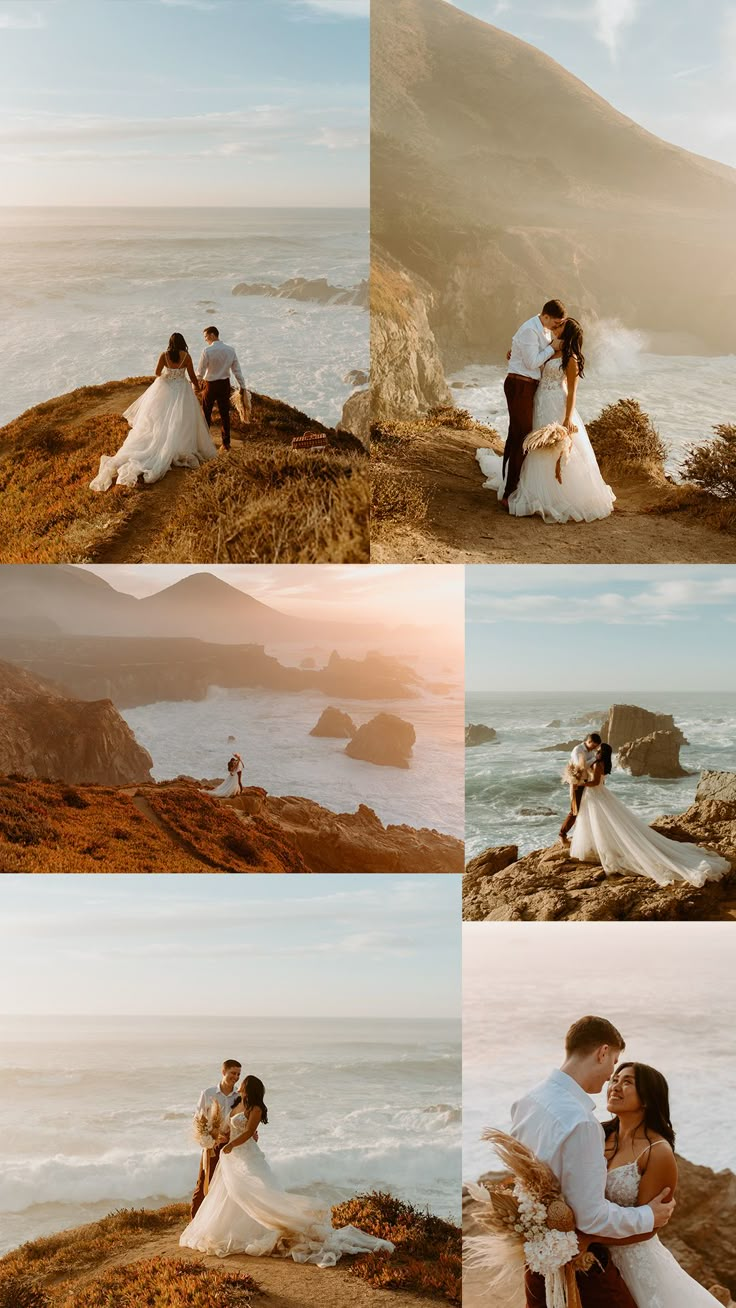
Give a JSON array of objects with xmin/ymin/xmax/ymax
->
[
  {"xmin": 309, "ymin": 707, "xmax": 356, "ymax": 738},
  {"xmin": 618, "ymin": 729, "xmax": 692, "ymax": 779},
  {"xmin": 339, "ymin": 387, "xmax": 370, "ymax": 450},
  {"xmin": 225, "ymin": 787, "xmax": 463, "ymax": 873},
  {"xmin": 371, "ymin": 252, "xmax": 453, "ymax": 420},
  {"xmin": 465, "ymin": 724, "xmax": 497, "ymax": 747},
  {"xmin": 463, "ymin": 770, "xmax": 736, "ymax": 922},
  {"xmin": 344, "ymin": 712, "xmax": 416, "ymax": 768},
  {"xmin": 601, "ymin": 704, "xmax": 688, "ymax": 753},
  {"xmin": 344, "ymin": 369, "xmax": 368, "ymax": 386},
  {"xmin": 232, "ymin": 276, "xmax": 368, "ymax": 307},
  {"xmin": 0, "ymin": 640, "xmax": 420, "ymax": 710},
  {"xmin": 0, "ymin": 660, "xmax": 153, "ymax": 786},
  {"xmin": 463, "ymin": 1156, "xmax": 736, "ymax": 1305}
]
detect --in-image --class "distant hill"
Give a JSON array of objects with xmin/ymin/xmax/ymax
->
[{"xmin": 372, "ymin": 0, "xmax": 736, "ymax": 409}]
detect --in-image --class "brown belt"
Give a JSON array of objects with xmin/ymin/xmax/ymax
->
[{"xmin": 507, "ymin": 373, "xmax": 539, "ymax": 383}]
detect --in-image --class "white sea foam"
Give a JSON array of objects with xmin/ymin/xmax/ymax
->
[{"xmin": 0, "ymin": 207, "xmax": 368, "ymax": 428}]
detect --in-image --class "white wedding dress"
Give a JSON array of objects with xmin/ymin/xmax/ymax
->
[
  {"xmin": 476, "ymin": 360, "xmax": 615, "ymax": 522},
  {"xmin": 571, "ymin": 779, "xmax": 729, "ymax": 886},
  {"xmin": 201, "ymin": 768, "xmax": 241, "ymax": 799},
  {"xmin": 606, "ymin": 1161, "xmax": 716, "ymax": 1305},
  {"xmin": 179, "ymin": 1115, "xmax": 394, "ymax": 1267},
  {"xmin": 90, "ymin": 363, "xmax": 216, "ymax": 491}
]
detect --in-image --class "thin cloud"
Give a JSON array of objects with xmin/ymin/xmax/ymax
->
[
  {"xmin": 289, "ymin": 0, "xmax": 369, "ymax": 17},
  {"xmin": 592, "ymin": 0, "xmax": 639, "ymax": 58},
  {"xmin": 0, "ymin": 8, "xmax": 45, "ymax": 27}
]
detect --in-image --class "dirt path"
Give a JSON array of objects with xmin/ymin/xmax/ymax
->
[
  {"xmin": 371, "ymin": 426, "xmax": 736, "ymax": 563},
  {"xmin": 73, "ymin": 1229, "xmax": 435, "ymax": 1308}
]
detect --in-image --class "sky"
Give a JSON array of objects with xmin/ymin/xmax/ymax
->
[
  {"xmin": 82, "ymin": 562, "xmax": 466, "ymax": 638},
  {"xmin": 0, "ymin": 874, "xmax": 460, "ymax": 1018},
  {"xmin": 0, "ymin": 0, "xmax": 369, "ymax": 205},
  {"xmin": 450, "ymin": 0, "xmax": 736, "ymax": 168},
  {"xmin": 466, "ymin": 565, "xmax": 736, "ymax": 691}
]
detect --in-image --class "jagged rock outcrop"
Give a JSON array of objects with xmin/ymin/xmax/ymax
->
[
  {"xmin": 344, "ymin": 712, "xmax": 416, "ymax": 768},
  {"xmin": 463, "ymin": 770, "xmax": 736, "ymax": 921},
  {"xmin": 222, "ymin": 786, "xmax": 463, "ymax": 872},
  {"xmin": 232, "ymin": 276, "xmax": 368, "ymax": 307},
  {"xmin": 618, "ymin": 729, "xmax": 692, "ymax": 779},
  {"xmin": 371, "ymin": 251, "xmax": 453, "ymax": 420},
  {"xmin": 339, "ymin": 387, "xmax": 370, "ymax": 450},
  {"xmin": 309, "ymin": 707, "xmax": 357, "ymax": 739},
  {"xmin": 463, "ymin": 1157, "xmax": 736, "ymax": 1305},
  {"xmin": 0, "ymin": 660, "xmax": 153, "ymax": 786},
  {"xmin": 465, "ymin": 723, "xmax": 497, "ymax": 747},
  {"xmin": 344, "ymin": 369, "xmax": 369, "ymax": 386},
  {"xmin": 601, "ymin": 704, "xmax": 688, "ymax": 753}
]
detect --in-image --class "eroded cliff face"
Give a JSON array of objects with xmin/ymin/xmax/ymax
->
[
  {"xmin": 0, "ymin": 661, "xmax": 153, "ymax": 785},
  {"xmin": 371, "ymin": 250, "xmax": 453, "ymax": 420}
]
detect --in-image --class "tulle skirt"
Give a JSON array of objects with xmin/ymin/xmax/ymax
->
[
  {"xmin": 476, "ymin": 418, "xmax": 615, "ymax": 524},
  {"xmin": 612, "ymin": 1236, "xmax": 722, "ymax": 1307},
  {"xmin": 90, "ymin": 374, "xmax": 217, "ymax": 491}
]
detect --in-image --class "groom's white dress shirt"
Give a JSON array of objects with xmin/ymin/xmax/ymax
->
[
  {"xmin": 507, "ymin": 315, "xmax": 555, "ymax": 380},
  {"xmin": 197, "ymin": 1084, "xmax": 241, "ymax": 1121},
  {"xmin": 197, "ymin": 341, "xmax": 246, "ymax": 388},
  {"xmin": 511, "ymin": 1069, "xmax": 654, "ymax": 1238},
  {"xmin": 571, "ymin": 744, "xmax": 597, "ymax": 769}
]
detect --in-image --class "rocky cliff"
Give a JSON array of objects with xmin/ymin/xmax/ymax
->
[
  {"xmin": 371, "ymin": 250, "xmax": 453, "ymax": 419},
  {"xmin": 373, "ymin": 0, "xmax": 736, "ymax": 376},
  {"xmin": 340, "ymin": 386, "xmax": 370, "ymax": 450},
  {"xmin": 601, "ymin": 704, "xmax": 688, "ymax": 753},
  {"xmin": 0, "ymin": 660, "xmax": 153, "ymax": 786},
  {"xmin": 463, "ymin": 1156, "xmax": 736, "ymax": 1304},
  {"xmin": 232, "ymin": 275, "xmax": 368, "ymax": 307},
  {"xmin": 463, "ymin": 770, "xmax": 736, "ymax": 921}
]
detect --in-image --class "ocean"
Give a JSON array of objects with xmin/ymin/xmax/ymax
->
[
  {"xmin": 463, "ymin": 923, "xmax": 736, "ymax": 1185},
  {"xmin": 465, "ymin": 690, "xmax": 736, "ymax": 859},
  {"xmin": 122, "ymin": 679, "xmax": 465, "ymax": 839},
  {"xmin": 450, "ymin": 324, "xmax": 736, "ymax": 475},
  {"xmin": 0, "ymin": 206, "xmax": 368, "ymax": 429},
  {"xmin": 0, "ymin": 1014, "xmax": 460, "ymax": 1256}
]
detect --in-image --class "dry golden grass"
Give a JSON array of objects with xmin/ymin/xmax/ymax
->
[
  {"xmin": 143, "ymin": 439, "xmax": 370, "ymax": 563},
  {"xmin": 680, "ymin": 423, "xmax": 736, "ymax": 499},
  {"xmin": 370, "ymin": 257, "xmax": 414, "ymax": 325},
  {"xmin": 60, "ymin": 1258, "xmax": 259, "ymax": 1307},
  {"xmin": 587, "ymin": 397, "xmax": 668, "ymax": 477},
  {"xmin": 0, "ymin": 778, "xmax": 305, "ymax": 873},
  {"xmin": 0, "ymin": 381, "xmax": 368, "ymax": 563},
  {"xmin": 333, "ymin": 1193, "xmax": 461, "ymax": 1304}
]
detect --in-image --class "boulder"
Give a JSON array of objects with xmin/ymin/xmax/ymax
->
[
  {"xmin": 601, "ymin": 703, "xmax": 688, "ymax": 752},
  {"xmin": 344, "ymin": 712, "xmax": 416, "ymax": 768},
  {"xmin": 465, "ymin": 723, "xmax": 497, "ymax": 747},
  {"xmin": 618, "ymin": 729, "xmax": 691, "ymax": 778},
  {"xmin": 309, "ymin": 707, "xmax": 357, "ymax": 739},
  {"xmin": 339, "ymin": 387, "xmax": 370, "ymax": 451},
  {"xmin": 232, "ymin": 276, "xmax": 368, "ymax": 307},
  {"xmin": 344, "ymin": 368, "xmax": 368, "ymax": 386}
]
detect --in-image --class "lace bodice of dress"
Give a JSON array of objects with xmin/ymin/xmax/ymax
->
[
  {"xmin": 605, "ymin": 1161, "xmax": 640, "ymax": 1205},
  {"xmin": 161, "ymin": 365, "xmax": 189, "ymax": 384},
  {"xmin": 537, "ymin": 359, "xmax": 567, "ymax": 394}
]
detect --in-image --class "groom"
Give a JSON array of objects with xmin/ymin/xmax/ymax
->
[
  {"xmin": 190, "ymin": 1057, "xmax": 241, "ymax": 1217},
  {"xmin": 512, "ymin": 1015, "xmax": 675, "ymax": 1307},
  {"xmin": 197, "ymin": 325, "xmax": 249, "ymax": 451},
  {"xmin": 559, "ymin": 733, "xmax": 601, "ymax": 843},
  {"xmin": 502, "ymin": 299, "xmax": 566, "ymax": 502}
]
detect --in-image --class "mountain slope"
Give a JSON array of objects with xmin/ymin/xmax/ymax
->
[{"xmin": 372, "ymin": 0, "xmax": 736, "ymax": 397}]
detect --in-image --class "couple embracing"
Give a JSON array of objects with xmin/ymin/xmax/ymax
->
[
  {"xmin": 477, "ymin": 300, "xmax": 615, "ymax": 524},
  {"xmin": 514, "ymin": 1015, "xmax": 715, "ymax": 1307},
  {"xmin": 90, "ymin": 325, "xmax": 249, "ymax": 491}
]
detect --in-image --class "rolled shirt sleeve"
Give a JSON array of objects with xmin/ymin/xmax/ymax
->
[
  {"xmin": 517, "ymin": 325, "xmax": 555, "ymax": 374},
  {"xmin": 230, "ymin": 350, "xmax": 245, "ymax": 389},
  {"xmin": 560, "ymin": 1121, "xmax": 654, "ymax": 1238},
  {"xmin": 196, "ymin": 349, "xmax": 207, "ymax": 381}
]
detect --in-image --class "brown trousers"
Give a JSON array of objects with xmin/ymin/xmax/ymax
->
[
  {"xmin": 560, "ymin": 784, "xmax": 586, "ymax": 839},
  {"xmin": 202, "ymin": 378, "xmax": 232, "ymax": 446},
  {"xmin": 190, "ymin": 1143, "xmax": 223, "ymax": 1218},
  {"xmin": 525, "ymin": 1247, "xmax": 638, "ymax": 1307},
  {"xmin": 502, "ymin": 373, "xmax": 539, "ymax": 499}
]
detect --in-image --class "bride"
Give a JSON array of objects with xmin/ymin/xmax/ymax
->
[
  {"xmin": 90, "ymin": 332, "xmax": 217, "ymax": 491},
  {"xmin": 601, "ymin": 1061, "xmax": 717, "ymax": 1305},
  {"xmin": 570, "ymin": 743, "xmax": 730, "ymax": 886},
  {"xmin": 477, "ymin": 319, "xmax": 616, "ymax": 523},
  {"xmin": 180, "ymin": 1075, "xmax": 395, "ymax": 1267}
]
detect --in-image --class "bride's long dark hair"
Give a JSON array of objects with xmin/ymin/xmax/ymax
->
[
  {"xmin": 243, "ymin": 1075, "xmax": 268, "ymax": 1124},
  {"xmin": 167, "ymin": 331, "xmax": 188, "ymax": 363},
  {"xmin": 559, "ymin": 318, "xmax": 585, "ymax": 378},
  {"xmin": 603, "ymin": 1061, "xmax": 676, "ymax": 1152},
  {"xmin": 596, "ymin": 743, "xmax": 613, "ymax": 775}
]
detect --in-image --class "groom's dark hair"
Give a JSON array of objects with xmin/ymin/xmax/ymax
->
[
  {"xmin": 542, "ymin": 298, "xmax": 566, "ymax": 318},
  {"xmin": 587, "ymin": 733, "xmax": 602, "ymax": 745},
  {"xmin": 565, "ymin": 1016, "xmax": 625, "ymax": 1056},
  {"xmin": 204, "ymin": 325, "xmax": 220, "ymax": 338},
  {"xmin": 222, "ymin": 1059, "xmax": 242, "ymax": 1073}
]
